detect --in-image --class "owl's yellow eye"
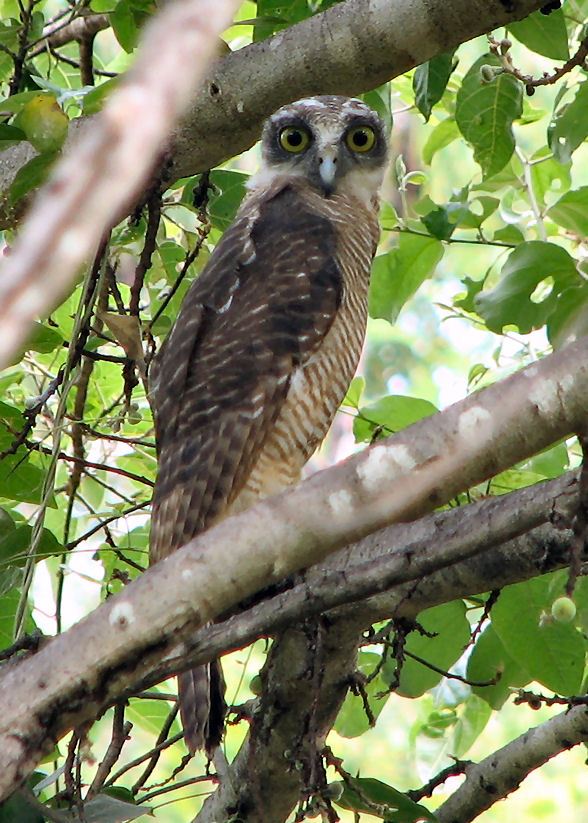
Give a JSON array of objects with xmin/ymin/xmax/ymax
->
[
  {"xmin": 279, "ymin": 126, "xmax": 311, "ymax": 153},
  {"xmin": 346, "ymin": 125, "xmax": 376, "ymax": 153}
]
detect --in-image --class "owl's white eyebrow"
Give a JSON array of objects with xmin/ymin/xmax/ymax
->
[{"xmin": 294, "ymin": 97, "xmax": 329, "ymax": 109}]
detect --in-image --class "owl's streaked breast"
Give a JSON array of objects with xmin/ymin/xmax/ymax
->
[{"xmin": 228, "ymin": 188, "xmax": 379, "ymax": 513}]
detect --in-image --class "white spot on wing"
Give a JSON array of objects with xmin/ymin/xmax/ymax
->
[{"xmin": 218, "ymin": 294, "xmax": 233, "ymax": 314}]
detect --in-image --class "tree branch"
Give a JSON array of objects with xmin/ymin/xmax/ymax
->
[
  {"xmin": 0, "ymin": 0, "xmax": 551, "ymax": 224},
  {"xmin": 435, "ymin": 704, "xmax": 588, "ymax": 823},
  {"xmin": 0, "ymin": 336, "xmax": 586, "ymax": 801}
]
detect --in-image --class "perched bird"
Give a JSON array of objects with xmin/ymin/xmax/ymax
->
[{"xmin": 149, "ymin": 95, "xmax": 389, "ymax": 755}]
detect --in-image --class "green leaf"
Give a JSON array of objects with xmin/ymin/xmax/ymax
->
[
  {"xmin": 208, "ymin": 170, "xmax": 249, "ymax": 231},
  {"xmin": 548, "ymin": 80, "xmax": 588, "ymax": 164},
  {"xmin": 341, "ymin": 375, "xmax": 364, "ymax": 409},
  {"xmin": 24, "ymin": 321, "xmax": 64, "ymax": 354},
  {"xmin": 0, "ymin": 791, "xmax": 44, "ymax": 822},
  {"xmin": 384, "ymin": 601, "xmax": 471, "ymax": 698},
  {"xmin": 253, "ymin": 0, "xmax": 310, "ymax": 41},
  {"xmin": 67, "ymin": 793, "xmax": 151, "ymax": 822},
  {"xmin": 0, "ymin": 90, "xmax": 52, "ymax": 114},
  {"xmin": 111, "ymin": 0, "xmax": 139, "ymax": 52},
  {"xmin": 421, "ymin": 201, "xmax": 469, "ymax": 240},
  {"xmin": 369, "ymin": 234, "xmax": 443, "ymax": 324},
  {"xmin": 450, "ymin": 694, "xmax": 492, "ymax": 757},
  {"xmin": 353, "ymin": 395, "xmax": 437, "ymax": 443},
  {"xmin": 335, "ymin": 652, "xmax": 390, "ymax": 738},
  {"xmin": 82, "ymin": 78, "xmax": 119, "ymax": 115},
  {"xmin": 475, "ymin": 241, "xmax": 578, "ymax": 334},
  {"xmin": 455, "ymin": 54, "xmax": 523, "ymax": 179},
  {"xmin": 422, "ymin": 117, "xmax": 460, "ymax": 165},
  {"xmin": 0, "ymin": 524, "xmax": 61, "ymax": 568},
  {"xmin": 492, "ymin": 573, "xmax": 585, "ymax": 694},
  {"xmin": 9, "ymin": 152, "xmax": 58, "ymax": 205},
  {"xmin": 508, "ymin": 8, "xmax": 569, "ymax": 61},
  {"xmin": 530, "ymin": 149, "xmax": 570, "ymax": 206},
  {"xmin": 413, "ymin": 50, "xmax": 457, "ymax": 122},
  {"xmin": 547, "ymin": 283, "xmax": 588, "ymax": 348},
  {"xmin": 0, "ymin": 123, "xmax": 25, "ymax": 147},
  {"xmin": 547, "ymin": 187, "xmax": 588, "ymax": 236},
  {"xmin": 126, "ymin": 697, "xmax": 180, "ymax": 737},
  {"xmin": 0, "ymin": 453, "xmax": 48, "ymax": 506},
  {"xmin": 467, "ymin": 624, "xmax": 531, "ymax": 709},
  {"xmin": 361, "ymin": 83, "xmax": 393, "ymax": 131},
  {"xmin": 336, "ymin": 777, "xmax": 437, "ymax": 822},
  {"xmin": 0, "ymin": 587, "xmax": 35, "ymax": 648}
]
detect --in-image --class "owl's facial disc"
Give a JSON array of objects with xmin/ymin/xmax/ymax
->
[{"xmin": 252, "ymin": 96, "xmax": 389, "ymax": 201}]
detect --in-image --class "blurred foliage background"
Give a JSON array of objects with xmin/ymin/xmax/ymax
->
[{"xmin": 1, "ymin": 0, "xmax": 588, "ymax": 820}]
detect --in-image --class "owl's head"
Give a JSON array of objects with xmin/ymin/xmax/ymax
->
[{"xmin": 253, "ymin": 96, "xmax": 389, "ymax": 203}]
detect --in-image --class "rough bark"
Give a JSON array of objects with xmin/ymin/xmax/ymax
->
[{"xmin": 0, "ymin": 337, "xmax": 586, "ymax": 802}]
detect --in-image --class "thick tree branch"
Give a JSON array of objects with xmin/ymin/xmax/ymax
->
[
  {"xmin": 0, "ymin": 0, "xmax": 550, "ymax": 224},
  {"xmin": 435, "ymin": 704, "xmax": 588, "ymax": 823},
  {"xmin": 0, "ymin": 336, "xmax": 586, "ymax": 800},
  {"xmin": 0, "ymin": 0, "xmax": 241, "ymax": 371},
  {"xmin": 192, "ymin": 490, "xmax": 578, "ymax": 822}
]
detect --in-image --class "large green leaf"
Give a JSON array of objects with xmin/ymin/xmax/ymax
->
[
  {"xmin": 467, "ymin": 624, "xmax": 531, "ymax": 709},
  {"xmin": 0, "ymin": 790, "xmax": 44, "ymax": 822},
  {"xmin": 208, "ymin": 170, "xmax": 249, "ymax": 231},
  {"xmin": 383, "ymin": 601, "xmax": 471, "ymax": 698},
  {"xmin": 508, "ymin": 8, "xmax": 569, "ymax": 60},
  {"xmin": 548, "ymin": 80, "xmax": 588, "ymax": 164},
  {"xmin": 253, "ymin": 0, "xmax": 311, "ymax": 40},
  {"xmin": 111, "ymin": 0, "xmax": 139, "ymax": 52},
  {"xmin": 547, "ymin": 187, "xmax": 588, "ymax": 236},
  {"xmin": 353, "ymin": 395, "xmax": 437, "ymax": 443},
  {"xmin": 413, "ymin": 50, "xmax": 457, "ymax": 122},
  {"xmin": 335, "ymin": 777, "xmax": 437, "ymax": 822},
  {"xmin": 0, "ymin": 524, "xmax": 61, "ymax": 568},
  {"xmin": 422, "ymin": 117, "xmax": 460, "ymax": 165},
  {"xmin": 530, "ymin": 149, "xmax": 571, "ymax": 206},
  {"xmin": 475, "ymin": 241, "xmax": 578, "ymax": 333},
  {"xmin": 9, "ymin": 152, "xmax": 58, "ymax": 205},
  {"xmin": 334, "ymin": 652, "xmax": 390, "ymax": 738},
  {"xmin": 492, "ymin": 573, "xmax": 585, "ymax": 695},
  {"xmin": 369, "ymin": 234, "xmax": 443, "ymax": 324},
  {"xmin": 455, "ymin": 54, "xmax": 522, "ymax": 179},
  {"xmin": 126, "ymin": 696, "xmax": 180, "ymax": 737}
]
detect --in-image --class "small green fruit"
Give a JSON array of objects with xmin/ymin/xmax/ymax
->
[{"xmin": 551, "ymin": 596, "xmax": 576, "ymax": 624}]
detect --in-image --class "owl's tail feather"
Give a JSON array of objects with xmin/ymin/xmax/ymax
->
[{"xmin": 178, "ymin": 660, "xmax": 226, "ymax": 756}]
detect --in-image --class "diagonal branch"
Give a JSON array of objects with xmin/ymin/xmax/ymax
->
[
  {"xmin": 435, "ymin": 704, "xmax": 588, "ymax": 823},
  {"xmin": 0, "ymin": 0, "xmax": 550, "ymax": 228},
  {"xmin": 0, "ymin": 335, "xmax": 586, "ymax": 800}
]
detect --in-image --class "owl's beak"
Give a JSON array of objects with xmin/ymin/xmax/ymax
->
[{"xmin": 318, "ymin": 147, "xmax": 338, "ymax": 194}]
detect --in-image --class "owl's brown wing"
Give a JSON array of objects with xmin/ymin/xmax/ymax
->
[{"xmin": 149, "ymin": 183, "xmax": 343, "ymax": 562}]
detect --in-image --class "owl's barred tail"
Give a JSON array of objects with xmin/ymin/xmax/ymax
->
[{"xmin": 178, "ymin": 660, "xmax": 226, "ymax": 756}]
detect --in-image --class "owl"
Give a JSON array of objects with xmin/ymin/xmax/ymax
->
[{"xmin": 149, "ymin": 95, "xmax": 389, "ymax": 754}]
